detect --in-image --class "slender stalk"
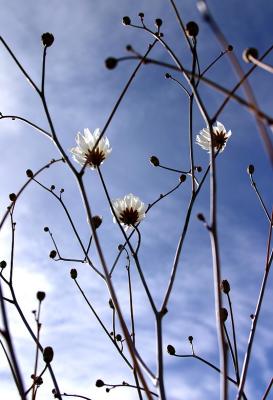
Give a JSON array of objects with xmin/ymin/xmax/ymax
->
[
  {"xmin": 74, "ymin": 279, "xmax": 132, "ymax": 370},
  {"xmin": 116, "ymin": 55, "xmax": 273, "ymax": 126},
  {"xmin": 262, "ymin": 377, "xmax": 273, "ymax": 400},
  {"xmin": 32, "ymin": 301, "xmax": 42, "ymax": 400},
  {"xmin": 236, "ymin": 213, "xmax": 273, "ymax": 399},
  {"xmin": 227, "ymin": 292, "xmax": 239, "ymax": 381},
  {"xmin": 0, "ymin": 339, "xmax": 20, "ymax": 393},
  {"xmin": 0, "ymin": 281, "xmax": 26, "ymax": 399},
  {"xmin": 249, "ymin": 175, "xmax": 271, "ymax": 222},
  {"xmin": 248, "ymin": 55, "xmax": 273, "ymax": 74}
]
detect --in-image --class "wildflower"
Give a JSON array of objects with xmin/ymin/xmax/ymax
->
[
  {"xmin": 70, "ymin": 128, "xmax": 112, "ymax": 169},
  {"xmin": 196, "ymin": 121, "xmax": 231, "ymax": 153},
  {"xmin": 112, "ymin": 193, "xmax": 145, "ymax": 228}
]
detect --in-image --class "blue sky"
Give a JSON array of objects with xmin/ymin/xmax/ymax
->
[{"xmin": 0, "ymin": 1, "xmax": 272, "ymax": 399}]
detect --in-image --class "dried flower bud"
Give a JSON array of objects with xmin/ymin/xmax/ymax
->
[
  {"xmin": 179, "ymin": 174, "xmax": 187, "ymax": 183},
  {"xmin": 243, "ymin": 47, "xmax": 259, "ymax": 63},
  {"xmin": 44, "ymin": 227, "xmax": 49, "ymax": 232},
  {"xmin": 50, "ymin": 185, "xmax": 55, "ymax": 191},
  {"xmin": 227, "ymin": 45, "xmax": 233, "ymax": 52},
  {"xmin": 26, "ymin": 169, "xmax": 34, "ymax": 178},
  {"xmin": 197, "ymin": 213, "xmax": 205, "ymax": 222},
  {"xmin": 43, "ymin": 346, "xmax": 54, "ymax": 363},
  {"xmin": 118, "ymin": 244, "xmax": 124, "ymax": 251},
  {"xmin": 0, "ymin": 260, "xmax": 7, "ymax": 269},
  {"xmin": 138, "ymin": 12, "xmax": 144, "ymax": 18},
  {"xmin": 220, "ymin": 307, "xmax": 228, "ymax": 322},
  {"xmin": 196, "ymin": 166, "xmax": 202, "ymax": 173},
  {"xmin": 96, "ymin": 379, "xmax": 104, "ymax": 387},
  {"xmin": 9, "ymin": 193, "xmax": 16, "ymax": 202},
  {"xmin": 165, "ymin": 73, "xmax": 171, "ymax": 79},
  {"xmin": 188, "ymin": 335, "xmax": 193, "ymax": 343},
  {"xmin": 91, "ymin": 215, "xmax": 102, "ymax": 229},
  {"xmin": 149, "ymin": 156, "xmax": 160, "ymax": 167},
  {"xmin": 122, "ymin": 16, "xmax": 131, "ymax": 26},
  {"xmin": 155, "ymin": 18, "xmax": 163, "ymax": 27},
  {"xmin": 70, "ymin": 269, "xmax": 78, "ymax": 279},
  {"xmin": 35, "ymin": 376, "xmax": 43, "ymax": 385},
  {"xmin": 247, "ymin": 164, "xmax": 255, "ymax": 175},
  {"xmin": 37, "ymin": 291, "xmax": 46, "ymax": 302},
  {"xmin": 221, "ymin": 280, "xmax": 230, "ymax": 294},
  {"xmin": 105, "ymin": 57, "xmax": 118, "ymax": 70},
  {"xmin": 109, "ymin": 299, "xmax": 114, "ymax": 309},
  {"xmin": 116, "ymin": 334, "xmax": 122, "ymax": 341},
  {"xmin": 126, "ymin": 44, "xmax": 133, "ymax": 51},
  {"xmin": 49, "ymin": 250, "xmax": 57, "ymax": 259},
  {"xmin": 41, "ymin": 33, "xmax": 54, "ymax": 47},
  {"xmin": 186, "ymin": 21, "xmax": 199, "ymax": 37},
  {"xmin": 167, "ymin": 344, "xmax": 176, "ymax": 355}
]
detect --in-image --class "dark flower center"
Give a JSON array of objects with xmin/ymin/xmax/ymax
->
[
  {"xmin": 119, "ymin": 207, "xmax": 139, "ymax": 226},
  {"xmin": 85, "ymin": 149, "xmax": 105, "ymax": 167},
  {"xmin": 212, "ymin": 129, "xmax": 228, "ymax": 150}
]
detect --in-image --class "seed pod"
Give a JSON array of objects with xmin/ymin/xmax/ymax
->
[
  {"xmin": 167, "ymin": 344, "xmax": 176, "ymax": 355},
  {"xmin": 221, "ymin": 280, "xmax": 230, "ymax": 294},
  {"xmin": 122, "ymin": 16, "xmax": 131, "ymax": 26},
  {"xmin": 105, "ymin": 57, "xmax": 118, "ymax": 70},
  {"xmin": 186, "ymin": 21, "xmax": 199, "ymax": 37},
  {"xmin": 43, "ymin": 346, "xmax": 54, "ymax": 363},
  {"xmin": 96, "ymin": 379, "xmax": 104, "ymax": 387},
  {"xmin": 36, "ymin": 291, "xmax": 46, "ymax": 302},
  {"xmin": 149, "ymin": 156, "xmax": 160, "ymax": 167},
  {"xmin": 70, "ymin": 269, "xmax": 78, "ymax": 279},
  {"xmin": 41, "ymin": 33, "xmax": 54, "ymax": 47}
]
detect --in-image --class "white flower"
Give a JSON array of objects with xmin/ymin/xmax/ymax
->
[
  {"xmin": 196, "ymin": 121, "xmax": 232, "ymax": 153},
  {"xmin": 111, "ymin": 193, "xmax": 146, "ymax": 228},
  {"xmin": 70, "ymin": 128, "xmax": 112, "ymax": 169}
]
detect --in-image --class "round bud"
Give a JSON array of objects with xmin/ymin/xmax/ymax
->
[
  {"xmin": 243, "ymin": 48, "xmax": 259, "ymax": 63},
  {"xmin": 122, "ymin": 16, "xmax": 131, "ymax": 26},
  {"xmin": 188, "ymin": 335, "xmax": 193, "ymax": 343},
  {"xmin": 179, "ymin": 174, "xmax": 187, "ymax": 183},
  {"xmin": 227, "ymin": 45, "xmax": 233, "ymax": 52},
  {"xmin": 96, "ymin": 379, "xmax": 104, "ymax": 387},
  {"xmin": 50, "ymin": 185, "xmax": 55, "ymax": 191},
  {"xmin": 105, "ymin": 57, "xmax": 118, "ymax": 70},
  {"xmin": 9, "ymin": 193, "xmax": 17, "ymax": 202},
  {"xmin": 106, "ymin": 388, "xmax": 110, "ymax": 393},
  {"xmin": 155, "ymin": 18, "xmax": 163, "ymax": 27},
  {"xmin": 247, "ymin": 164, "xmax": 255, "ymax": 175},
  {"xmin": 196, "ymin": 166, "xmax": 202, "ymax": 173},
  {"xmin": 37, "ymin": 291, "xmax": 46, "ymax": 302},
  {"xmin": 138, "ymin": 12, "xmax": 144, "ymax": 18},
  {"xmin": 220, "ymin": 307, "xmax": 228, "ymax": 322},
  {"xmin": 126, "ymin": 44, "xmax": 132, "ymax": 51},
  {"xmin": 91, "ymin": 215, "xmax": 103, "ymax": 229},
  {"xmin": 43, "ymin": 346, "xmax": 54, "ymax": 363},
  {"xmin": 167, "ymin": 344, "xmax": 176, "ymax": 355},
  {"xmin": 70, "ymin": 269, "xmax": 78, "ymax": 279},
  {"xmin": 197, "ymin": 213, "xmax": 205, "ymax": 222},
  {"xmin": 149, "ymin": 156, "xmax": 160, "ymax": 167},
  {"xmin": 250, "ymin": 314, "xmax": 254, "ymax": 320},
  {"xmin": 109, "ymin": 299, "xmax": 114, "ymax": 309},
  {"xmin": 60, "ymin": 188, "xmax": 64, "ymax": 193},
  {"xmin": 118, "ymin": 244, "xmax": 124, "ymax": 251},
  {"xmin": 0, "ymin": 260, "xmax": 7, "ymax": 269},
  {"xmin": 26, "ymin": 169, "xmax": 34, "ymax": 178},
  {"xmin": 41, "ymin": 33, "xmax": 54, "ymax": 47},
  {"xmin": 116, "ymin": 334, "xmax": 122, "ymax": 341},
  {"xmin": 35, "ymin": 376, "xmax": 43, "ymax": 385},
  {"xmin": 221, "ymin": 280, "xmax": 230, "ymax": 294},
  {"xmin": 186, "ymin": 21, "xmax": 199, "ymax": 37},
  {"xmin": 44, "ymin": 227, "xmax": 49, "ymax": 232},
  {"xmin": 165, "ymin": 73, "xmax": 171, "ymax": 79},
  {"xmin": 49, "ymin": 250, "xmax": 57, "ymax": 259}
]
